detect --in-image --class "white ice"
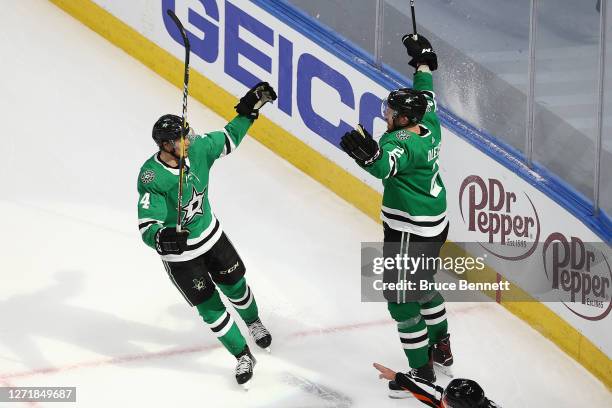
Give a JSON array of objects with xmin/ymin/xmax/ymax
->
[{"xmin": 0, "ymin": 1, "xmax": 610, "ymax": 407}]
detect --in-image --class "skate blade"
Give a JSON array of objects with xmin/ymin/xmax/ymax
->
[
  {"xmin": 434, "ymin": 362, "xmax": 454, "ymax": 378},
  {"xmin": 241, "ymin": 380, "xmax": 251, "ymax": 391},
  {"xmin": 264, "ymin": 347, "xmax": 271, "ymax": 354},
  {"xmin": 388, "ymin": 390, "xmax": 413, "ymax": 399}
]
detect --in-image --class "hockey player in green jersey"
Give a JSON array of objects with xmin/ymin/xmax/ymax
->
[
  {"xmin": 340, "ymin": 35, "xmax": 452, "ymax": 397},
  {"xmin": 137, "ymin": 82, "xmax": 277, "ymax": 388}
]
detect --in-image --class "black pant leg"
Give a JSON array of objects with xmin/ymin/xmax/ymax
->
[
  {"xmin": 162, "ymin": 256, "xmax": 215, "ymax": 307},
  {"xmin": 382, "ymin": 222, "xmax": 449, "ymax": 303},
  {"xmin": 204, "ymin": 232, "xmax": 246, "ymax": 286}
]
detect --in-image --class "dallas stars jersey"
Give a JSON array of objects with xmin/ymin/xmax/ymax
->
[
  {"xmin": 137, "ymin": 115, "xmax": 253, "ymax": 262},
  {"xmin": 362, "ymin": 70, "xmax": 447, "ymax": 237}
]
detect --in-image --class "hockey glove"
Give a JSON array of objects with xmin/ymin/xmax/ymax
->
[
  {"xmin": 340, "ymin": 125, "xmax": 381, "ymax": 167},
  {"xmin": 401, "ymin": 34, "xmax": 438, "ymax": 71},
  {"xmin": 235, "ymin": 82, "xmax": 278, "ymax": 119},
  {"xmin": 155, "ymin": 227, "xmax": 189, "ymax": 255}
]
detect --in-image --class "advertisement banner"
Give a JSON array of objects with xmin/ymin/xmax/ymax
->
[{"xmin": 79, "ymin": 0, "xmax": 610, "ymax": 363}]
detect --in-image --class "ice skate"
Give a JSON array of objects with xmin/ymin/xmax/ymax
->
[
  {"xmin": 431, "ymin": 333, "xmax": 453, "ymax": 377},
  {"xmin": 388, "ymin": 361, "xmax": 436, "ymax": 399},
  {"xmin": 247, "ymin": 318, "xmax": 272, "ymax": 352},
  {"xmin": 235, "ymin": 346, "xmax": 256, "ymax": 389}
]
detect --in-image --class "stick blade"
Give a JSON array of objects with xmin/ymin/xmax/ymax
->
[{"xmin": 165, "ymin": 9, "xmax": 190, "ymax": 49}]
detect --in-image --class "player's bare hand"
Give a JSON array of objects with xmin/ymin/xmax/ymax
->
[{"xmin": 373, "ymin": 362, "xmax": 396, "ymax": 381}]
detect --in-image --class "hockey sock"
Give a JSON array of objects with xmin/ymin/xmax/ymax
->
[
  {"xmin": 388, "ymin": 302, "xmax": 430, "ymax": 369},
  {"xmin": 420, "ymin": 292, "xmax": 448, "ymax": 344},
  {"xmin": 217, "ymin": 277, "xmax": 259, "ymax": 324},
  {"xmin": 196, "ymin": 290, "xmax": 246, "ymax": 356}
]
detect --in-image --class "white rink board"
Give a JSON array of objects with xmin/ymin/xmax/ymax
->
[
  {"xmin": 0, "ymin": 1, "xmax": 610, "ymax": 406},
  {"xmin": 91, "ymin": 0, "xmax": 392, "ymax": 192},
  {"xmin": 86, "ymin": 0, "xmax": 611, "ymax": 359}
]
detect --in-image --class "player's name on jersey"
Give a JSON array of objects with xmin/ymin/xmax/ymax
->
[{"xmin": 372, "ymin": 279, "xmax": 511, "ymax": 292}]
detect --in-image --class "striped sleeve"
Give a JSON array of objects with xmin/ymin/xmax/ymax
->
[
  {"xmin": 224, "ymin": 114, "xmax": 254, "ymax": 149},
  {"xmin": 190, "ymin": 115, "xmax": 253, "ymax": 164}
]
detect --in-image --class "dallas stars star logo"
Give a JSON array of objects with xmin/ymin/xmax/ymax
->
[
  {"xmin": 181, "ymin": 186, "xmax": 206, "ymax": 225},
  {"xmin": 193, "ymin": 278, "xmax": 206, "ymax": 291}
]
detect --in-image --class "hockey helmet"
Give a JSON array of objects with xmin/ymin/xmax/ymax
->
[
  {"xmin": 384, "ymin": 88, "xmax": 428, "ymax": 125},
  {"xmin": 152, "ymin": 114, "xmax": 190, "ymax": 145},
  {"xmin": 442, "ymin": 379, "xmax": 492, "ymax": 408}
]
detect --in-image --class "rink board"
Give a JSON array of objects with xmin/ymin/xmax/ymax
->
[{"xmin": 49, "ymin": 0, "xmax": 611, "ymax": 387}]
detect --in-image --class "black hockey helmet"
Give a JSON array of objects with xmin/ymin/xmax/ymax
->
[
  {"xmin": 152, "ymin": 114, "xmax": 190, "ymax": 145},
  {"xmin": 442, "ymin": 379, "xmax": 492, "ymax": 408},
  {"xmin": 385, "ymin": 88, "xmax": 428, "ymax": 125}
]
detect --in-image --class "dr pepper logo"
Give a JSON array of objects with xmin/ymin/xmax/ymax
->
[
  {"xmin": 459, "ymin": 175, "xmax": 540, "ymax": 260},
  {"xmin": 543, "ymin": 233, "xmax": 611, "ymax": 321}
]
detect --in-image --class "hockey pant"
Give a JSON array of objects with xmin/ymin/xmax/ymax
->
[
  {"xmin": 384, "ymin": 222, "xmax": 449, "ymax": 369},
  {"xmin": 162, "ymin": 232, "xmax": 259, "ymax": 356}
]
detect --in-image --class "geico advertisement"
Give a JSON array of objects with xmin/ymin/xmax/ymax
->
[
  {"xmin": 94, "ymin": 0, "xmax": 392, "ymax": 190},
  {"xmin": 91, "ymin": 0, "xmax": 609, "ymax": 354}
]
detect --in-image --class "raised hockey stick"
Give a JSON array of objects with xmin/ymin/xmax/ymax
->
[
  {"xmin": 166, "ymin": 9, "xmax": 191, "ymax": 233},
  {"xmin": 410, "ymin": 0, "xmax": 417, "ymax": 35}
]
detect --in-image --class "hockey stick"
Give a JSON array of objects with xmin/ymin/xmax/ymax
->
[
  {"xmin": 166, "ymin": 9, "xmax": 191, "ymax": 233},
  {"xmin": 410, "ymin": 0, "xmax": 417, "ymax": 35}
]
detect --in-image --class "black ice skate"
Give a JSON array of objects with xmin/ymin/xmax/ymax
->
[
  {"xmin": 431, "ymin": 333, "xmax": 454, "ymax": 377},
  {"xmin": 235, "ymin": 346, "xmax": 257, "ymax": 390},
  {"xmin": 247, "ymin": 318, "xmax": 272, "ymax": 352},
  {"xmin": 388, "ymin": 361, "xmax": 436, "ymax": 399}
]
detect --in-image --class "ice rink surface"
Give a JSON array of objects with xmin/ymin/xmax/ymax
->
[{"xmin": 0, "ymin": 1, "xmax": 610, "ymax": 407}]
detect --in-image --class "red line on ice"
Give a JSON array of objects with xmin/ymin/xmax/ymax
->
[
  {"xmin": 0, "ymin": 344, "xmax": 221, "ymax": 380},
  {"xmin": 0, "ymin": 305, "xmax": 484, "ymax": 381}
]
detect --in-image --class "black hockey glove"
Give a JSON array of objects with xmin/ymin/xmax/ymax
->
[
  {"xmin": 155, "ymin": 227, "xmax": 189, "ymax": 255},
  {"xmin": 235, "ymin": 82, "xmax": 278, "ymax": 119},
  {"xmin": 340, "ymin": 125, "xmax": 381, "ymax": 167},
  {"xmin": 401, "ymin": 34, "xmax": 438, "ymax": 71}
]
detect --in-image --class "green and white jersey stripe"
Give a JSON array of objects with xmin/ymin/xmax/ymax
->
[{"xmin": 381, "ymin": 206, "xmax": 448, "ymax": 237}]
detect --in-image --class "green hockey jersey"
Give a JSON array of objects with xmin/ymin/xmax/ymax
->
[
  {"xmin": 362, "ymin": 70, "xmax": 448, "ymax": 237},
  {"xmin": 137, "ymin": 115, "xmax": 253, "ymax": 262}
]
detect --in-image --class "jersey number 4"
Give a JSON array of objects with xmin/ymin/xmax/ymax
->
[{"xmin": 140, "ymin": 193, "xmax": 151, "ymax": 209}]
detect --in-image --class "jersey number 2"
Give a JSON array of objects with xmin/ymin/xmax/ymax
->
[
  {"xmin": 430, "ymin": 159, "xmax": 442, "ymax": 197},
  {"xmin": 140, "ymin": 193, "xmax": 151, "ymax": 209}
]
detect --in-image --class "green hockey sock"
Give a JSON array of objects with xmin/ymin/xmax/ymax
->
[
  {"xmin": 217, "ymin": 277, "xmax": 259, "ymax": 324},
  {"xmin": 398, "ymin": 317, "xmax": 430, "ymax": 368},
  {"xmin": 388, "ymin": 301, "xmax": 430, "ymax": 369},
  {"xmin": 420, "ymin": 292, "xmax": 448, "ymax": 345},
  {"xmin": 196, "ymin": 290, "xmax": 246, "ymax": 356}
]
